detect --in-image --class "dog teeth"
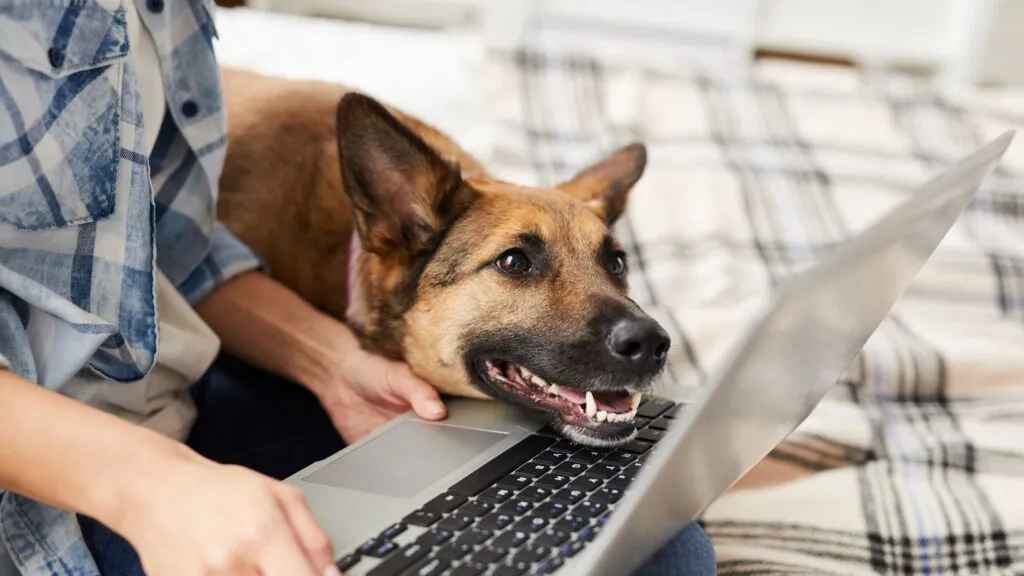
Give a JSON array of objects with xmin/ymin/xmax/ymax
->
[
  {"xmin": 596, "ymin": 410, "xmax": 607, "ymax": 423},
  {"xmin": 530, "ymin": 374, "xmax": 546, "ymax": 388},
  {"xmin": 630, "ymin": 391, "xmax": 643, "ymax": 411},
  {"xmin": 521, "ymin": 366, "xmax": 533, "ymax": 380},
  {"xmin": 548, "ymin": 383, "xmax": 560, "ymax": 395},
  {"xmin": 585, "ymin": 391, "xmax": 597, "ymax": 417}
]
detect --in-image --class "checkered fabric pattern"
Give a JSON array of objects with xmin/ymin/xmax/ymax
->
[{"xmin": 482, "ymin": 48, "xmax": 1024, "ymax": 575}]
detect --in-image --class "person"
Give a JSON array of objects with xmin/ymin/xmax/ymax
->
[{"xmin": 0, "ymin": 1, "xmax": 717, "ymax": 575}]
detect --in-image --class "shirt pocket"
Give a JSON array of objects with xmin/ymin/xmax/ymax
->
[{"xmin": 0, "ymin": 0, "xmax": 130, "ymax": 231}]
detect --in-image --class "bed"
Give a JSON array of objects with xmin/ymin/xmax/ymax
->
[{"xmin": 214, "ymin": 8, "xmax": 1024, "ymax": 574}]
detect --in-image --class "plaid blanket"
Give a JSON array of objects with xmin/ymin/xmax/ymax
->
[{"xmin": 481, "ymin": 47, "xmax": 1024, "ymax": 575}]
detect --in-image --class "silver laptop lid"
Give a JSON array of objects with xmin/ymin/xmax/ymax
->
[{"xmin": 573, "ymin": 130, "xmax": 1015, "ymax": 576}]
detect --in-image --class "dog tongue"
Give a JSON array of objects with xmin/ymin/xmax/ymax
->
[
  {"xmin": 556, "ymin": 387, "xmax": 634, "ymax": 413},
  {"xmin": 594, "ymin": 391, "xmax": 633, "ymax": 413},
  {"xmin": 557, "ymin": 387, "xmax": 587, "ymax": 404}
]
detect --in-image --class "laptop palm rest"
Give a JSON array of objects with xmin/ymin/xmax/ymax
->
[{"xmin": 303, "ymin": 420, "xmax": 508, "ymax": 498}]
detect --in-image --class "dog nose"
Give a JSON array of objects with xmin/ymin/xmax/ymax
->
[{"xmin": 606, "ymin": 318, "xmax": 670, "ymax": 374}]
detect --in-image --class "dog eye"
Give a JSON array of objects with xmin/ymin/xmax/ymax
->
[
  {"xmin": 495, "ymin": 249, "xmax": 532, "ymax": 275},
  {"xmin": 608, "ymin": 252, "xmax": 627, "ymax": 276}
]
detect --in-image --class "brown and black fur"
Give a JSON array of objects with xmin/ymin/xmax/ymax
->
[{"xmin": 217, "ymin": 68, "xmax": 668, "ymax": 441}]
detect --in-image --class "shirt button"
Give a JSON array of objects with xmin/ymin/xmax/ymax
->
[
  {"xmin": 47, "ymin": 47, "xmax": 65, "ymax": 69},
  {"xmin": 147, "ymin": 0, "xmax": 164, "ymax": 13},
  {"xmin": 181, "ymin": 100, "xmax": 199, "ymax": 118}
]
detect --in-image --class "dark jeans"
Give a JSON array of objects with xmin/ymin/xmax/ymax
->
[{"xmin": 79, "ymin": 355, "xmax": 715, "ymax": 574}]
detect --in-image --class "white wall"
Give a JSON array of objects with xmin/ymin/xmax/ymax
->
[{"xmin": 252, "ymin": 0, "xmax": 1024, "ymax": 88}]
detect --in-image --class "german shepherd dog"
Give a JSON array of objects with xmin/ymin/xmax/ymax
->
[{"xmin": 216, "ymin": 69, "xmax": 671, "ymax": 447}]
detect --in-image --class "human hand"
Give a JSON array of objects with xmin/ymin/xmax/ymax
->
[
  {"xmin": 116, "ymin": 452, "xmax": 340, "ymax": 576},
  {"xmin": 313, "ymin": 345, "xmax": 448, "ymax": 444}
]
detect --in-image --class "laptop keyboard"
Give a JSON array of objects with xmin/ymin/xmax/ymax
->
[{"xmin": 334, "ymin": 396, "xmax": 682, "ymax": 576}]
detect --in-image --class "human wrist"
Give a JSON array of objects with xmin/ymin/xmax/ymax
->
[
  {"xmin": 287, "ymin": 314, "xmax": 364, "ymax": 399},
  {"xmin": 92, "ymin": 431, "xmax": 202, "ymax": 536}
]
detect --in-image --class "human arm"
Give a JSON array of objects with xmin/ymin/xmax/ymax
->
[
  {"xmin": 0, "ymin": 366, "xmax": 340, "ymax": 576},
  {"xmin": 194, "ymin": 268, "xmax": 448, "ymax": 443}
]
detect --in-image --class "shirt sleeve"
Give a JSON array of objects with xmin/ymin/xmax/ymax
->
[
  {"xmin": 0, "ymin": 290, "xmax": 31, "ymax": 379},
  {"xmin": 175, "ymin": 222, "xmax": 267, "ymax": 306}
]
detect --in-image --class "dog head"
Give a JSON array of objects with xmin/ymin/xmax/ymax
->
[{"xmin": 338, "ymin": 93, "xmax": 670, "ymax": 447}]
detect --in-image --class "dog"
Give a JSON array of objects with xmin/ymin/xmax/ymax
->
[{"xmin": 216, "ymin": 68, "xmax": 671, "ymax": 447}]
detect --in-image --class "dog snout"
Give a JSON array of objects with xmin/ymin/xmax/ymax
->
[{"xmin": 606, "ymin": 317, "xmax": 670, "ymax": 375}]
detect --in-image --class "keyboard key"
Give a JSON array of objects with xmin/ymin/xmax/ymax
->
[
  {"xmin": 515, "ymin": 462, "xmax": 552, "ymax": 477},
  {"xmin": 493, "ymin": 530, "xmax": 529, "ymax": 549},
  {"xmin": 590, "ymin": 487, "xmax": 624, "ymax": 504},
  {"xmin": 404, "ymin": 510, "xmax": 440, "ymax": 527},
  {"xmin": 415, "ymin": 529, "xmax": 453, "ymax": 548},
  {"xmin": 366, "ymin": 542, "xmax": 428, "ymax": 576},
  {"xmin": 648, "ymin": 417, "xmax": 672, "ymax": 431},
  {"xmin": 358, "ymin": 538, "xmax": 383, "ymax": 555},
  {"xmin": 550, "ymin": 440, "xmax": 583, "ymax": 454},
  {"xmin": 637, "ymin": 398, "xmax": 675, "ymax": 419},
  {"xmin": 512, "ymin": 543, "xmax": 550, "ymax": 565},
  {"xmin": 536, "ymin": 501, "xmax": 568, "ymax": 519},
  {"xmin": 448, "ymin": 435, "xmax": 556, "ymax": 496},
  {"xmin": 477, "ymin": 487, "xmax": 515, "ymax": 504},
  {"xmin": 423, "ymin": 493, "xmax": 466, "ymax": 514},
  {"xmin": 471, "ymin": 546, "xmax": 509, "ymax": 565},
  {"xmin": 575, "ymin": 501, "xmax": 608, "ymax": 518},
  {"xmin": 512, "ymin": 516, "xmax": 548, "ymax": 534},
  {"xmin": 535, "ymin": 474, "xmax": 571, "ymax": 489},
  {"xmin": 580, "ymin": 525, "xmax": 602, "ymax": 542},
  {"xmin": 633, "ymin": 416, "xmax": 652, "ymax": 429},
  {"xmin": 454, "ymin": 528, "xmax": 492, "ymax": 548},
  {"xmin": 664, "ymin": 404, "xmax": 682, "ymax": 418},
  {"xmin": 608, "ymin": 473, "xmax": 635, "ymax": 490},
  {"xmin": 559, "ymin": 540, "xmax": 585, "ymax": 558},
  {"xmin": 435, "ymin": 543, "xmax": 472, "ymax": 560},
  {"xmin": 585, "ymin": 463, "xmax": 620, "ymax": 479},
  {"xmin": 638, "ymin": 428, "xmax": 666, "ymax": 443},
  {"xmin": 534, "ymin": 529, "xmax": 569, "ymax": 548},
  {"xmin": 567, "ymin": 476, "xmax": 603, "ymax": 492},
  {"xmin": 553, "ymin": 461, "xmax": 589, "ymax": 476},
  {"xmin": 620, "ymin": 440, "xmax": 654, "ymax": 454},
  {"xmin": 456, "ymin": 500, "xmax": 494, "ymax": 517},
  {"xmin": 498, "ymin": 499, "xmax": 533, "ymax": 516},
  {"xmin": 603, "ymin": 451, "xmax": 637, "ymax": 466},
  {"xmin": 493, "ymin": 565, "xmax": 527, "ymax": 576},
  {"xmin": 553, "ymin": 514, "xmax": 590, "ymax": 533},
  {"xmin": 497, "ymin": 474, "xmax": 533, "ymax": 490},
  {"xmin": 450, "ymin": 563, "xmax": 486, "ymax": 576},
  {"xmin": 532, "ymin": 451, "xmax": 569, "ymax": 465},
  {"xmin": 477, "ymin": 512, "xmax": 515, "ymax": 531},
  {"xmin": 538, "ymin": 556, "xmax": 565, "ymax": 573},
  {"xmin": 405, "ymin": 556, "xmax": 450, "ymax": 576},
  {"xmin": 380, "ymin": 522, "xmax": 406, "ymax": 539},
  {"xmin": 551, "ymin": 488, "xmax": 587, "ymax": 505},
  {"xmin": 517, "ymin": 486, "xmax": 554, "ymax": 502},
  {"xmin": 569, "ymin": 449, "xmax": 607, "ymax": 465},
  {"xmin": 366, "ymin": 540, "xmax": 398, "ymax": 558},
  {"xmin": 337, "ymin": 554, "xmax": 360, "ymax": 571},
  {"xmin": 436, "ymin": 515, "xmax": 473, "ymax": 532}
]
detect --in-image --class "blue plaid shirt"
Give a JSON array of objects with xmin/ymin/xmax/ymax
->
[{"xmin": 0, "ymin": 1, "xmax": 262, "ymax": 574}]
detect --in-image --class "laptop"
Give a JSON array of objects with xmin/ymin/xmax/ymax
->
[{"xmin": 286, "ymin": 130, "xmax": 1015, "ymax": 576}]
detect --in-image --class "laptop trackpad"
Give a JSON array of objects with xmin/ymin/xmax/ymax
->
[{"xmin": 302, "ymin": 420, "xmax": 508, "ymax": 498}]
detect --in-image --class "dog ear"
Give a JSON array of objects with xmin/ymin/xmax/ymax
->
[
  {"xmin": 556, "ymin": 143, "xmax": 647, "ymax": 225},
  {"xmin": 336, "ymin": 92, "xmax": 473, "ymax": 260}
]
